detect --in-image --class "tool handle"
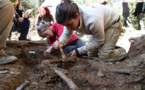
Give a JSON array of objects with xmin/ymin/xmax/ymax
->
[{"xmin": 56, "ymin": 36, "xmax": 66, "ymax": 59}]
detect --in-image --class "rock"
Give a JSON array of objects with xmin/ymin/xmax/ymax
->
[{"xmin": 97, "ymin": 70, "xmax": 105, "ymax": 77}]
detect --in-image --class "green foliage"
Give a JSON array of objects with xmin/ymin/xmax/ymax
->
[
  {"xmin": 129, "ymin": 2, "xmax": 136, "ymax": 14},
  {"xmin": 20, "ymin": 0, "xmax": 44, "ymax": 17},
  {"xmin": 128, "ymin": 2, "xmax": 137, "ymax": 28},
  {"xmin": 108, "ymin": 2, "xmax": 139, "ymax": 29},
  {"xmin": 10, "ymin": 0, "xmax": 17, "ymax": 3},
  {"xmin": 74, "ymin": 0, "xmax": 97, "ymax": 4},
  {"xmin": 19, "ymin": 0, "xmax": 143, "ymax": 30}
]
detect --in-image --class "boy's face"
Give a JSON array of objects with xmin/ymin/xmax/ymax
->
[
  {"xmin": 41, "ymin": 27, "xmax": 53, "ymax": 38},
  {"xmin": 62, "ymin": 13, "xmax": 80, "ymax": 30}
]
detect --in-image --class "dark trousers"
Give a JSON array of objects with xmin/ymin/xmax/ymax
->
[
  {"xmin": 9, "ymin": 19, "xmax": 30, "ymax": 39},
  {"xmin": 63, "ymin": 39, "xmax": 85, "ymax": 53},
  {"xmin": 123, "ymin": 12, "xmax": 129, "ymax": 27},
  {"xmin": 137, "ymin": 14, "xmax": 144, "ymax": 30}
]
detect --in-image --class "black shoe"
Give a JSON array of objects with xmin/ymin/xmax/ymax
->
[
  {"xmin": 19, "ymin": 37, "xmax": 30, "ymax": 41},
  {"xmin": 0, "ymin": 56, "xmax": 17, "ymax": 65}
]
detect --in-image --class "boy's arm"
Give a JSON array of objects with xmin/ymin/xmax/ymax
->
[{"xmin": 59, "ymin": 26, "xmax": 73, "ymax": 46}]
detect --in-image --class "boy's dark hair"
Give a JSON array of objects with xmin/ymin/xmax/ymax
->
[{"xmin": 55, "ymin": 0, "xmax": 79, "ymax": 24}]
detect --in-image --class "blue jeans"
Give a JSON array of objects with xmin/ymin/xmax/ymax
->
[
  {"xmin": 63, "ymin": 39, "xmax": 85, "ymax": 53},
  {"xmin": 9, "ymin": 19, "xmax": 30, "ymax": 39}
]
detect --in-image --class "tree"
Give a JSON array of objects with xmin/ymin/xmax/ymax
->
[{"xmin": 10, "ymin": 0, "xmax": 17, "ymax": 3}]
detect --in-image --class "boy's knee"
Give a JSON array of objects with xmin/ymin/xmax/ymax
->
[
  {"xmin": 98, "ymin": 47, "xmax": 126, "ymax": 59},
  {"xmin": 23, "ymin": 19, "xmax": 30, "ymax": 25},
  {"xmin": 88, "ymin": 50, "xmax": 98, "ymax": 57},
  {"xmin": 26, "ymin": 20, "xmax": 30, "ymax": 25}
]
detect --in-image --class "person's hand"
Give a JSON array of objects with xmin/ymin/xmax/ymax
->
[
  {"xmin": 14, "ymin": 1, "xmax": 19, "ymax": 5},
  {"xmin": 44, "ymin": 46, "xmax": 53, "ymax": 58},
  {"xmin": 44, "ymin": 50, "xmax": 50, "ymax": 58},
  {"xmin": 70, "ymin": 50, "xmax": 77, "ymax": 57},
  {"xmin": 140, "ymin": 13, "xmax": 143, "ymax": 15},
  {"xmin": 53, "ymin": 41, "xmax": 63, "ymax": 50},
  {"xmin": 18, "ymin": 17, "xmax": 24, "ymax": 22},
  {"xmin": 22, "ymin": 13, "xmax": 28, "ymax": 18}
]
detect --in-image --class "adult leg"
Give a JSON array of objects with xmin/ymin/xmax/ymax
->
[
  {"xmin": 98, "ymin": 21, "xmax": 126, "ymax": 59},
  {"xmin": 87, "ymin": 35, "xmax": 98, "ymax": 57},
  {"xmin": 8, "ymin": 23, "xmax": 17, "ymax": 38},
  {"xmin": 19, "ymin": 19, "xmax": 30, "ymax": 39},
  {"xmin": 123, "ymin": 12, "xmax": 128, "ymax": 27},
  {"xmin": 0, "ymin": 0, "xmax": 14, "ymax": 56},
  {"xmin": 137, "ymin": 14, "xmax": 143, "ymax": 30},
  {"xmin": 63, "ymin": 39, "xmax": 85, "ymax": 53},
  {"xmin": 0, "ymin": 0, "xmax": 17, "ymax": 64},
  {"xmin": 123, "ymin": 12, "xmax": 129, "ymax": 27},
  {"xmin": 63, "ymin": 46, "xmax": 76, "ymax": 53}
]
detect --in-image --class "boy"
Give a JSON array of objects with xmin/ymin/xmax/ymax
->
[{"xmin": 55, "ymin": 0, "xmax": 126, "ymax": 59}]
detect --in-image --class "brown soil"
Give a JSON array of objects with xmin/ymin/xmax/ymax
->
[
  {"xmin": 0, "ymin": 39, "xmax": 145, "ymax": 90},
  {"xmin": 1, "ymin": 20, "xmax": 145, "ymax": 90}
]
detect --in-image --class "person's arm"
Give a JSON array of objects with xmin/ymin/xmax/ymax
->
[
  {"xmin": 52, "ymin": 26, "xmax": 72, "ymax": 49},
  {"xmin": 44, "ymin": 46, "xmax": 53, "ymax": 58},
  {"xmin": 50, "ymin": 23, "xmax": 65, "ymax": 47},
  {"xmin": 48, "ymin": 37, "xmax": 55, "ymax": 46},
  {"xmin": 59, "ymin": 26, "xmax": 73, "ymax": 46},
  {"xmin": 77, "ymin": 19, "xmax": 105, "ymax": 55},
  {"xmin": 50, "ymin": 14, "xmax": 54, "ymax": 23},
  {"xmin": 35, "ymin": 15, "xmax": 41, "ymax": 29}
]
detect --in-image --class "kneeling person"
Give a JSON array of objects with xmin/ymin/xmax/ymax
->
[{"xmin": 37, "ymin": 23, "xmax": 86, "ymax": 58}]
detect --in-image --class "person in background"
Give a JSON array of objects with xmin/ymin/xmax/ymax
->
[
  {"xmin": 122, "ymin": 2, "xmax": 130, "ymax": 27},
  {"xmin": 100, "ymin": 0, "xmax": 108, "ymax": 5},
  {"xmin": 35, "ymin": 6, "xmax": 54, "ymax": 30},
  {"xmin": 54, "ymin": 0, "xmax": 127, "ymax": 59},
  {"xmin": 0, "ymin": 0, "xmax": 17, "ymax": 65},
  {"xmin": 143, "ymin": 2, "xmax": 145, "ymax": 12},
  {"xmin": 133, "ymin": 2, "xmax": 145, "ymax": 30},
  {"xmin": 8, "ymin": 0, "xmax": 30, "ymax": 41},
  {"xmin": 37, "ymin": 23, "xmax": 87, "ymax": 58}
]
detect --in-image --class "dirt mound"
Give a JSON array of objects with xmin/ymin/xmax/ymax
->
[{"xmin": 0, "ymin": 39, "xmax": 145, "ymax": 90}]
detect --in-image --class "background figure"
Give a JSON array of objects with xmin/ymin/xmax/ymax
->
[
  {"xmin": 100, "ymin": 0, "xmax": 108, "ymax": 5},
  {"xmin": 0, "ymin": 0, "xmax": 17, "ymax": 65},
  {"xmin": 133, "ymin": 2, "xmax": 145, "ymax": 30},
  {"xmin": 35, "ymin": 6, "xmax": 54, "ymax": 30},
  {"xmin": 9, "ymin": 0, "xmax": 30, "ymax": 41},
  {"xmin": 122, "ymin": 2, "xmax": 130, "ymax": 27}
]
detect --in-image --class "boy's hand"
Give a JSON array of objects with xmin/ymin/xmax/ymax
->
[{"xmin": 70, "ymin": 50, "xmax": 77, "ymax": 57}]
